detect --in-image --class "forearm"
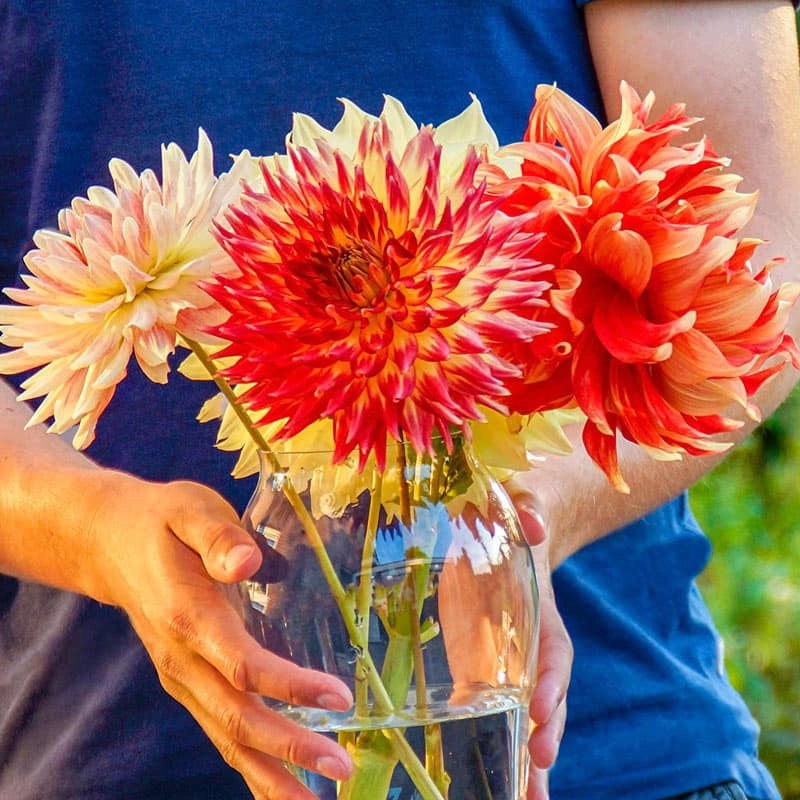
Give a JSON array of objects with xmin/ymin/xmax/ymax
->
[
  {"xmin": 0, "ymin": 377, "xmax": 113, "ymax": 597},
  {"xmin": 528, "ymin": 0, "xmax": 800, "ymax": 566}
]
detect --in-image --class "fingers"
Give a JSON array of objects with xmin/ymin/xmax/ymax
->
[
  {"xmin": 528, "ymin": 543, "xmax": 572, "ymax": 773},
  {"xmin": 91, "ymin": 475, "xmax": 354, "ymax": 798},
  {"xmin": 162, "ymin": 652, "xmax": 353, "ymax": 798},
  {"xmin": 134, "ymin": 586, "xmax": 354, "ymax": 798},
  {"xmin": 144, "ymin": 578, "xmax": 353, "ymax": 707},
  {"xmin": 517, "ymin": 500, "xmax": 547, "ymax": 547},
  {"xmin": 528, "ymin": 606, "xmax": 572, "ymax": 729}
]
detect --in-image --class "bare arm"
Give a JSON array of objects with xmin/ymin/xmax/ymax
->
[
  {"xmin": 524, "ymin": 0, "xmax": 800, "ymax": 568},
  {"xmin": 0, "ymin": 377, "xmax": 354, "ymax": 798},
  {"xmin": 518, "ymin": 11, "xmax": 800, "ymax": 791}
]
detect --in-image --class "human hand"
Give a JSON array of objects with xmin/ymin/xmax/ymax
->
[
  {"xmin": 82, "ymin": 470, "xmax": 354, "ymax": 800},
  {"xmin": 511, "ymin": 489, "xmax": 573, "ymax": 800}
]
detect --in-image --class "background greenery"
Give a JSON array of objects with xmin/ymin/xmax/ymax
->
[{"xmin": 690, "ymin": 385, "xmax": 800, "ymax": 799}]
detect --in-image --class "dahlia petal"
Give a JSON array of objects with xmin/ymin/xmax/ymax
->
[
  {"xmin": 607, "ymin": 364, "xmax": 677, "ymax": 451},
  {"xmin": 333, "ymin": 100, "xmax": 380, "ymax": 150},
  {"xmin": 470, "ymin": 408, "xmax": 532, "ymax": 471},
  {"xmin": 593, "ymin": 290, "xmax": 695, "ymax": 364},
  {"xmin": 528, "ymin": 84, "xmax": 602, "ymax": 174},
  {"xmin": 660, "ymin": 329, "xmax": 745, "ymax": 385},
  {"xmin": 17, "ymin": 357, "xmax": 77, "ymax": 399},
  {"xmin": 69, "ymin": 326, "xmax": 122, "ymax": 369},
  {"xmin": 447, "ymin": 321, "xmax": 490, "ymax": 355},
  {"xmin": 108, "ymin": 158, "xmax": 140, "ymax": 192},
  {"xmin": 660, "ymin": 372, "xmax": 748, "ymax": 417},
  {"xmin": 353, "ymin": 347, "xmax": 388, "ymax": 377},
  {"xmin": 380, "ymin": 95, "xmax": 420, "ymax": 151},
  {"xmin": 94, "ymin": 339, "xmax": 134, "ymax": 389},
  {"xmin": 585, "ymin": 214, "xmax": 652, "ymax": 299},
  {"xmin": 582, "ymin": 421, "xmax": 629, "ymax": 494},
  {"xmin": 572, "ymin": 332, "xmax": 612, "ymax": 434},
  {"xmin": 648, "ymin": 236, "xmax": 737, "ymax": 312},
  {"xmin": 496, "ymin": 142, "xmax": 580, "ymax": 194},
  {"xmin": 383, "ymin": 362, "xmax": 416, "ymax": 401},
  {"xmin": 693, "ymin": 272, "xmax": 771, "ymax": 338},
  {"xmin": 435, "ymin": 94, "xmax": 498, "ymax": 152},
  {"xmin": 135, "ymin": 323, "xmax": 176, "ymax": 368}
]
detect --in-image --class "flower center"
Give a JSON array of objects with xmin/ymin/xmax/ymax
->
[{"xmin": 334, "ymin": 245, "xmax": 385, "ymax": 307}]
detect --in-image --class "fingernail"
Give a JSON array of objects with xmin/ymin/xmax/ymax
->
[
  {"xmin": 315, "ymin": 754, "xmax": 352, "ymax": 781},
  {"xmin": 317, "ymin": 690, "xmax": 353, "ymax": 712},
  {"xmin": 223, "ymin": 544, "xmax": 257, "ymax": 573}
]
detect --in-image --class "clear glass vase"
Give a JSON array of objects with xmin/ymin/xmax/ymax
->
[{"xmin": 235, "ymin": 437, "xmax": 539, "ymax": 799}]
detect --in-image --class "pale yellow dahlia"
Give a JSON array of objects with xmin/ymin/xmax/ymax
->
[{"xmin": 0, "ymin": 130, "xmax": 248, "ymax": 448}]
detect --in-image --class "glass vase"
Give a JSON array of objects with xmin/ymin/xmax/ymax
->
[{"xmin": 235, "ymin": 437, "xmax": 539, "ymax": 799}]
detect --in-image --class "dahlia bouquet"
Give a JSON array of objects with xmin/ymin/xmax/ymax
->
[{"xmin": 1, "ymin": 83, "xmax": 797, "ymax": 798}]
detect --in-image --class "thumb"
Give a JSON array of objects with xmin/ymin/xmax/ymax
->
[{"xmin": 167, "ymin": 482, "xmax": 287, "ymax": 584}]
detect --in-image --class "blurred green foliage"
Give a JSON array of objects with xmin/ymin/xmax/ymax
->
[{"xmin": 690, "ymin": 386, "xmax": 800, "ymax": 799}]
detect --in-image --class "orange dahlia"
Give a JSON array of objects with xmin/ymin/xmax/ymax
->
[
  {"xmin": 0, "ymin": 130, "xmax": 249, "ymax": 448},
  {"xmin": 484, "ymin": 83, "xmax": 800, "ymax": 491},
  {"xmin": 205, "ymin": 100, "xmax": 551, "ymax": 469}
]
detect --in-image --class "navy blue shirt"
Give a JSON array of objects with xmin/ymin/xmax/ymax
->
[{"xmin": 0, "ymin": 2, "xmax": 780, "ymax": 798}]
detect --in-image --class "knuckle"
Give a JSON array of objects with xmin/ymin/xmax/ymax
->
[
  {"xmin": 282, "ymin": 667, "xmax": 310, "ymax": 707},
  {"xmin": 164, "ymin": 607, "xmax": 199, "ymax": 643},
  {"xmin": 218, "ymin": 704, "xmax": 248, "ymax": 744},
  {"xmin": 562, "ymin": 634, "xmax": 575, "ymax": 663},
  {"xmin": 217, "ymin": 736, "xmax": 244, "ymax": 770},
  {"xmin": 281, "ymin": 737, "xmax": 306, "ymax": 770},
  {"xmin": 222, "ymin": 653, "xmax": 250, "ymax": 692},
  {"xmin": 153, "ymin": 646, "xmax": 185, "ymax": 684},
  {"xmin": 156, "ymin": 670, "xmax": 184, "ymax": 701}
]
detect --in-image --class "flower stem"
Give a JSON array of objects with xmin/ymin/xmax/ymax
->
[
  {"xmin": 180, "ymin": 337, "xmax": 276, "ymax": 460},
  {"xmin": 408, "ymin": 568, "xmax": 428, "ymax": 713},
  {"xmin": 355, "ymin": 470, "xmax": 383, "ymax": 717},
  {"xmin": 385, "ymin": 727, "xmax": 445, "ymax": 799},
  {"xmin": 395, "ymin": 439, "xmax": 412, "ymax": 528},
  {"xmin": 425, "ymin": 724, "xmax": 452, "ymax": 799}
]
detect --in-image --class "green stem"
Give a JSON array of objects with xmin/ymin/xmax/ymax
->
[
  {"xmin": 425, "ymin": 724, "xmax": 451, "ymax": 799},
  {"xmin": 358, "ymin": 470, "xmax": 383, "ymax": 625},
  {"xmin": 395, "ymin": 439, "xmax": 412, "ymax": 527},
  {"xmin": 385, "ymin": 728, "xmax": 445, "ymax": 800},
  {"xmin": 355, "ymin": 470, "xmax": 383, "ymax": 717},
  {"xmin": 337, "ymin": 732, "xmax": 397, "ymax": 800},
  {"xmin": 430, "ymin": 452, "xmax": 442, "ymax": 504},
  {"xmin": 180, "ymin": 337, "xmax": 278, "ymax": 465},
  {"xmin": 409, "ymin": 568, "xmax": 428, "ymax": 713},
  {"xmin": 425, "ymin": 454, "xmax": 449, "ymax": 791}
]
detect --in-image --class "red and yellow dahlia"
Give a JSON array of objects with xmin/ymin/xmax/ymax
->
[
  {"xmin": 484, "ymin": 82, "xmax": 800, "ymax": 491},
  {"xmin": 204, "ymin": 98, "xmax": 551, "ymax": 468},
  {"xmin": 0, "ymin": 130, "xmax": 249, "ymax": 448}
]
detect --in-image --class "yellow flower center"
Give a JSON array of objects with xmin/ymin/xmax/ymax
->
[{"xmin": 334, "ymin": 245, "xmax": 385, "ymax": 307}]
